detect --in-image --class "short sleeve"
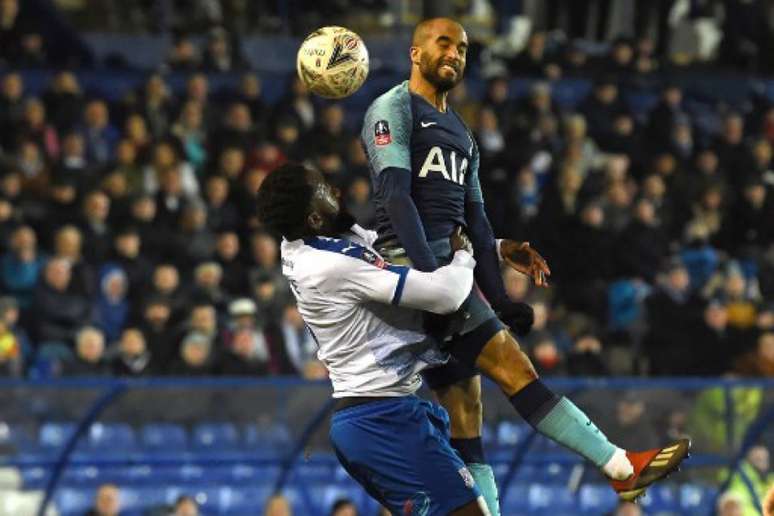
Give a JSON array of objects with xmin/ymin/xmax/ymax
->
[
  {"xmin": 316, "ymin": 251, "xmax": 410, "ymax": 306},
  {"xmin": 465, "ymin": 134, "xmax": 483, "ymax": 203},
  {"xmin": 361, "ymin": 82, "xmax": 413, "ymax": 176}
]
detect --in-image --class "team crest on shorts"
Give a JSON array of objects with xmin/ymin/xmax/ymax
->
[
  {"xmin": 374, "ymin": 120, "xmax": 391, "ymax": 145},
  {"xmin": 458, "ymin": 466, "xmax": 475, "ymax": 489}
]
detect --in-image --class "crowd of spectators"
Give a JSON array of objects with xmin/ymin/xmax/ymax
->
[
  {"xmin": 0, "ymin": 1, "xmax": 770, "ymax": 381},
  {"xmin": 0, "ymin": 47, "xmax": 771, "ymax": 379}
]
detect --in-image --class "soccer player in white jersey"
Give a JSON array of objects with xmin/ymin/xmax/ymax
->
[{"xmin": 258, "ymin": 162, "xmax": 490, "ymax": 515}]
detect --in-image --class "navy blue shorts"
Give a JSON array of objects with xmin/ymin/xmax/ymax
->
[
  {"xmin": 378, "ymin": 238, "xmax": 506, "ymax": 390},
  {"xmin": 329, "ymin": 397, "xmax": 481, "ymax": 515}
]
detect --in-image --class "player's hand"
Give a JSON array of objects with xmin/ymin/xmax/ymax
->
[
  {"xmin": 450, "ymin": 226, "xmax": 473, "ymax": 255},
  {"xmin": 494, "ymin": 300, "xmax": 534, "ymax": 336},
  {"xmin": 500, "ymin": 240, "xmax": 551, "ymax": 287}
]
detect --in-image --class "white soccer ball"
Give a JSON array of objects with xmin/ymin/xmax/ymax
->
[{"xmin": 296, "ymin": 26, "xmax": 369, "ymax": 99}]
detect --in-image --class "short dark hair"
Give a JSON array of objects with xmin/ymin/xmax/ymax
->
[{"xmin": 255, "ymin": 162, "xmax": 313, "ymax": 239}]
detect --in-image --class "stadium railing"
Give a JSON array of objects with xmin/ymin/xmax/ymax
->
[{"xmin": 0, "ymin": 377, "xmax": 772, "ymax": 516}]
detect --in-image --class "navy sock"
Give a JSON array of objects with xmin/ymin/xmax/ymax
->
[
  {"xmin": 450, "ymin": 437, "xmax": 485, "ymax": 464},
  {"xmin": 508, "ymin": 379, "xmax": 560, "ymax": 426}
]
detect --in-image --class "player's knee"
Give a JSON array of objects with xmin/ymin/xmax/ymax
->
[{"xmin": 477, "ymin": 330, "xmax": 539, "ymax": 395}]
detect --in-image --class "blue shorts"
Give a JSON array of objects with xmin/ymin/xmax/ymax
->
[{"xmin": 330, "ymin": 397, "xmax": 481, "ymax": 515}]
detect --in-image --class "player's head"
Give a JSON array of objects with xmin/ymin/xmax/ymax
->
[
  {"xmin": 256, "ymin": 162, "xmax": 355, "ymax": 241},
  {"xmin": 410, "ymin": 17, "xmax": 468, "ymax": 92}
]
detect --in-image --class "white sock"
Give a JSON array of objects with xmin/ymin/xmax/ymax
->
[{"xmin": 602, "ymin": 447, "xmax": 634, "ymax": 481}]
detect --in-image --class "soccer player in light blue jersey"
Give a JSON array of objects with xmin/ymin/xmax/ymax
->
[{"xmin": 362, "ymin": 18, "xmax": 690, "ymax": 513}]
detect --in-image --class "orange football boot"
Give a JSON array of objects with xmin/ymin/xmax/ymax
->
[{"xmin": 609, "ymin": 438, "xmax": 691, "ymax": 502}]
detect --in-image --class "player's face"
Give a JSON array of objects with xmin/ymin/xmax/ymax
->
[
  {"xmin": 305, "ymin": 169, "xmax": 355, "ymax": 236},
  {"xmin": 417, "ymin": 23, "xmax": 467, "ymax": 92}
]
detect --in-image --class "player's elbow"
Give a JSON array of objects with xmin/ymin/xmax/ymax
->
[{"xmin": 430, "ymin": 277, "xmax": 472, "ymax": 314}]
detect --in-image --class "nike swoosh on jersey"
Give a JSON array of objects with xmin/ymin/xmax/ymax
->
[{"xmin": 420, "ymin": 121, "xmax": 437, "ymax": 128}]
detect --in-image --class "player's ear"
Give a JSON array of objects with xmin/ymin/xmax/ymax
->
[
  {"xmin": 409, "ymin": 46, "xmax": 421, "ymax": 66},
  {"xmin": 307, "ymin": 211, "xmax": 323, "ymax": 231}
]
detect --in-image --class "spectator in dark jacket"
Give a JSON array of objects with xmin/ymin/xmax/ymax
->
[
  {"xmin": 61, "ymin": 326, "xmax": 109, "ymax": 376},
  {"xmin": 169, "ymin": 332, "xmax": 214, "ymax": 376},
  {"xmin": 0, "ymin": 225, "xmax": 44, "ymax": 309},
  {"xmin": 140, "ymin": 297, "xmax": 177, "ymax": 373},
  {"xmin": 111, "ymin": 327, "xmax": 152, "ymax": 376},
  {"xmin": 32, "ymin": 258, "xmax": 92, "ymax": 346}
]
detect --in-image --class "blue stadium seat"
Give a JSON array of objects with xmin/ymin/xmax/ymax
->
[
  {"xmin": 39, "ymin": 422, "xmax": 76, "ymax": 450},
  {"xmin": 500, "ymin": 483, "xmax": 530, "ymax": 514},
  {"xmin": 640, "ymin": 484, "xmax": 679, "ymax": 512},
  {"xmin": 578, "ymin": 484, "xmax": 618, "ymax": 514},
  {"xmin": 141, "ymin": 423, "xmax": 188, "ymax": 451},
  {"xmin": 20, "ymin": 466, "xmax": 50, "ymax": 489},
  {"xmin": 243, "ymin": 422, "xmax": 292, "ymax": 448},
  {"xmin": 0, "ymin": 422, "xmax": 35, "ymax": 451},
  {"xmin": 87, "ymin": 423, "xmax": 136, "ymax": 452},
  {"xmin": 528, "ymin": 484, "xmax": 575, "ymax": 511},
  {"xmin": 61, "ymin": 465, "xmax": 102, "ymax": 486},
  {"xmin": 219, "ymin": 486, "xmax": 273, "ymax": 514},
  {"xmin": 496, "ymin": 421, "xmax": 528, "ymax": 446},
  {"xmin": 192, "ymin": 423, "xmax": 239, "ymax": 451},
  {"xmin": 680, "ymin": 483, "xmax": 718, "ymax": 513},
  {"xmin": 54, "ymin": 487, "xmax": 94, "ymax": 515}
]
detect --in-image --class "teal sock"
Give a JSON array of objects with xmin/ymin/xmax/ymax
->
[
  {"xmin": 535, "ymin": 397, "xmax": 616, "ymax": 467},
  {"xmin": 467, "ymin": 463, "xmax": 500, "ymax": 516}
]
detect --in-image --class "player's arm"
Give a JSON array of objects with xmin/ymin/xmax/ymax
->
[
  {"xmin": 318, "ymin": 248, "xmax": 476, "ymax": 314},
  {"xmin": 464, "ymin": 140, "xmax": 535, "ymax": 335},
  {"xmin": 362, "ymin": 95, "xmax": 439, "ymax": 272}
]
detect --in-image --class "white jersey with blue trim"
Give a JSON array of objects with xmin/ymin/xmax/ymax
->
[{"xmin": 280, "ymin": 224, "xmax": 476, "ymax": 398}]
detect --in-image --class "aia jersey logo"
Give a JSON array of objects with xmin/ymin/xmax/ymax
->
[{"xmin": 374, "ymin": 120, "xmax": 391, "ymax": 145}]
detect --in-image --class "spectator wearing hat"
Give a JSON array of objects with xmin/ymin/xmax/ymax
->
[{"xmin": 94, "ymin": 265, "xmax": 129, "ymax": 344}]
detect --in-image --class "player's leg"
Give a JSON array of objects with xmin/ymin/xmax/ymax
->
[
  {"xmin": 329, "ymin": 397, "xmax": 488, "ymax": 515},
  {"xmin": 423, "ymin": 363, "xmax": 500, "ymax": 516},
  {"xmin": 450, "ymin": 322, "xmax": 690, "ymax": 500}
]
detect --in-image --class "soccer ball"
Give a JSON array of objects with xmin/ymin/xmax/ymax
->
[{"xmin": 296, "ymin": 26, "xmax": 369, "ymax": 99}]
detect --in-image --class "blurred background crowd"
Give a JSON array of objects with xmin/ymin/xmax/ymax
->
[{"xmin": 0, "ymin": 0, "xmax": 770, "ymax": 384}]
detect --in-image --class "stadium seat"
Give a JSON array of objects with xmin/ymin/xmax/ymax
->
[
  {"xmin": 528, "ymin": 484, "xmax": 575, "ymax": 511},
  {"xmin": 20, "ymin": 466, "xmax": 49, "ymax": 489},
  {"xmin": 496, "ymin": 421, "xmax": 528, "ymax": 446},
  {"xmin": 0, "ymin": 422, "xmax": 35, "ymax": 452},
  {"xmin": 640, "ymin": 483, "xmax": 679, "ymax": 512},
  {"xmin": 86, "ymin": 423, "xmax": 136, "ymax": 452},
  {"xmin": 140, "ymin": 423, "xmax": 188, "ymax": 451},
  {"xmin": 219, "ymin": 486, "xmax": 274, "ymax": 514},
  {"xmin": 191, "ymin": 423, "xmax": 239, "ymax": 451},
  {"xmin": 61, "ymin": 465, "xmax": 101, "ymax": 486},
  {"xmin": 578, "ymin": 484, "xmax": 618, "ymax": 514},
  {"xmin": 680, "ymin": 483, "xmax": 718, "ymax": 513},
  {"xmin": 54, "ymin": 487, "xmax": 93, "ymax": 515},
  {"xmin": 39, "ymin": 422, "xmax": 76, "ymax": 450},
  {"xmin": 243, "ymin": 422, "xmax": 292, "ymax": 448}
]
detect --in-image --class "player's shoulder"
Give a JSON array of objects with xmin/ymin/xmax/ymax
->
[
  {"xmin": 364, "ymin": 81, "xmax": 411, "ymax": 121},
  {"xmin": 295, "ymin": 236, "xmax": 383, "ymax": 278}
]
